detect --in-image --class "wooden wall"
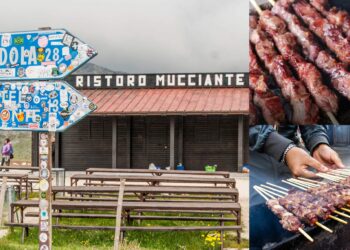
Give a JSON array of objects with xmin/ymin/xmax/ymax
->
[{"xmin": 34, "ymin": 115, "xmax": 249, "ymax": 171}]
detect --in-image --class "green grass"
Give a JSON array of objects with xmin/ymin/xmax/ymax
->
[
  {"xmin": 0, "ymin": 210, "xmax": 249, "ymax": 250},
  {"xmin": 0, "ymin": 131, "xmax": 31, "ymax": 162}
]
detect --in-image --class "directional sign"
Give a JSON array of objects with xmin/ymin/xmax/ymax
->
[
  {"xmin": 0, "ymin": 81, "xmax": 96, "ymax": 131},
  {"xmin": 0, "ymin": 29, "xmax": 97, "ymax": 80}
]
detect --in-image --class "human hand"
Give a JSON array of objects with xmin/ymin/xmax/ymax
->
[
  {"xmin": 312, "ymin": 144, "xmax": 345, "ymax": 169},
  {"xmin": 285, "ymin": 146, "xmax": 329, "ymax": 178}
]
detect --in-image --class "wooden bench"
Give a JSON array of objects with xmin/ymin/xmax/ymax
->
[
  {"xmin": 9, "ymin": 199, "xmax": 241, "ymax": 243},
  {"xmin": 52, "ymin": 185, "xmax": 239, "ymax": 202},
  {"xmin": 71, "ymin": 174, "xmax": 236, "ymax": 188},
  {"xmin": 86, "ymin": 168, "xmax": 231, "ymax": 178},
  {"xmin": 0, "ymin": 166, "xmax": 39, "ymax": 172}
]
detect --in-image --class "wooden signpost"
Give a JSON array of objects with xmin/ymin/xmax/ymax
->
[{"xmin": 0, "ymin": 28, "xmax": 97, "ymax": 250}]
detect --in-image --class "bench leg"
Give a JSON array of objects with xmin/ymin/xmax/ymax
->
[
  {"xmin": 220, "ymin": 214, "xmax": 224, "ymax": 250},
  {"xmin": 21, "ymin": 228, "xmax": 25, "ymax": 244}
]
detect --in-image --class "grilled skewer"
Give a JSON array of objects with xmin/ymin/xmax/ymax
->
[
  {"xmin": 257, "ymin": 185, "xmax": 334, "ymax": 233},
  {"xmin": 250, "ymin": 14, "xmax": 319, "ymax": 124},
  {"xmin": 276, "ymin": 0, "xmax": 350, "ymax": 65},
  {"xmin": 309, "ymin": 0, "xmax": 350, "ymax": 39},
  {"xmin": 249, "ymin": 44, "xmax": 286, "ymax": 124},
  {"xmin": 254, "ymin": 5, "xmax": 339, "ymax": 122},
  {"xmin": 253, "ymin": 186, "xmax": 313, "ymax": 242},
  {"xmin": 268, "ymin": 0, "xmax": 350, "ymax": 101}
]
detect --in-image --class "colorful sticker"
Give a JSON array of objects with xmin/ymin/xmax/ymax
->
[
  {"xmin": 40, "ymin": 209, "xmax": 48, "ymax": 220},
  {"xmin": 39, "ymin": 179, "xmax": 49, "ymax": 192},
  {"xmin": 0, "ymin": 29, "xmax": 97, "ymax": 80}
]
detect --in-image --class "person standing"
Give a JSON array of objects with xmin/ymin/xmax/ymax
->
[{"xmin": 1, "ymin": 138, "xmax": 12, "ymax": 167}]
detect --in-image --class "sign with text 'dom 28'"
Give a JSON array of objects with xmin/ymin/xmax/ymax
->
[
  {"xmin": 0, "ymin": 29, "xmax": 97, "ymax": 80},
  {"xmin": 0, "ymin": 81, "xmax": 96, "ymax": 132}
]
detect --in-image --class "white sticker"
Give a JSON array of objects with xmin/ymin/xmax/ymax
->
[
  {"xmin": 39, "ymin": 199, "xmax": 49, "ymax": 209},
  {"xmin": 39, "ymin": 232, "xmax": 48, "ymax": 243},
  {"xmin": 1, "ymin": 33, "xmax": 11, "ymax": 47},
  {"xmin": 40, "ymin": 221, "xmax": 49, "ymax": 232},
  {"xmin": 39, "ymin": 180, "xmax": 49, "ymax": 192}
]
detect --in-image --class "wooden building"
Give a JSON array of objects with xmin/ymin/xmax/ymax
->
[{"xmin": 33, "ymin": 73, "xmax": 249, "ymax": 172}]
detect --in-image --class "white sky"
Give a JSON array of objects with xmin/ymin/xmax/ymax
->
[{"xmin": 0, "ymin": 0, "xmax": 248, "ymax": 73}]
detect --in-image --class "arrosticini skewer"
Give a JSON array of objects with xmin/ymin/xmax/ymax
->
[
  {"xmin": 250, "ymin": 0, "xmax": 339, "ymax": 125},
  {"xmin": 249, "ymin": 6, "xmax": 319, "ymax": 124},
  {"xmin": 262, "ymin": 183, "xmax": 349, "ymax": 224},
  {"xmin": 255, "ymin": 184, "xmax": 335, "ymax": 233},
  {"xmin": 309, "ymin": 0, "xmax": 350, "ymax": 39},
  {"xmin": 253, "ymin": 185, "xmax": 314, "ymax": 242},
  {"xmin": 268, "ymin": 0, "xmax": 350, "ymax": 102},
  {"xmin": 282, "ymin": 177, "xmax": 350, "ymax": 215}
]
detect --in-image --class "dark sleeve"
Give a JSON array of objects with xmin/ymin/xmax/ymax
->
[
  {"xmin": 299, "ymin": 125, "xmax": 330, "ymax": 155},
  {"xmin": 249, "ymin": 125, "xmax": 293, "ymax": 162}
]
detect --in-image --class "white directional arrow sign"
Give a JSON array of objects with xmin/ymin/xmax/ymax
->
[
  {"xmin": 0, "ymin": 29, "xmax": 97, "ymax": 80},
  {"xmin": 0, "ymin": 80, "xmax": 96, "ymax": 132}
]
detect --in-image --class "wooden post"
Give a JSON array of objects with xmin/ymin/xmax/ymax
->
[
  {"xmin": 54, "ymin": 133, "xmax": 60, "ymax": 169},
  {"xmin": 0, "ymin": 177, "xmax": 7, "ymax": 225},
  {"xmin": 126, "ymin": 117, "xmax": 131, "ymax": 169},
  {"xmin": 38, "ymin": 132, "xmax": 53, "ymax": 250},
  {"xmin": 169, "ymin": 117, "xmax": 175, "ymax": 169},
  {"xmin": 112, "ymin": 117, "xmax": 117, "ymax": 169},
  {"xmin": 178, "ymin": 117, "xmax": 183, "ymax": 165},
  {"xmin": 237, "ymin": 116, "xmax": 244, "ymax": 172},
  {"xmin": 114, "ymin": 179, "xmax": 126, "ymax": 250}
]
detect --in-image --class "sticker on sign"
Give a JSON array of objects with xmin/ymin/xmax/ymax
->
[{"xmin": 0, "ymin": 29, "xmax": 97, "ymax": 80}]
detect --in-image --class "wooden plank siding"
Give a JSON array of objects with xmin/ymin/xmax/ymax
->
[{"xmin": 53, "ymin": 115, "xmax": 247, "ymax": 171}]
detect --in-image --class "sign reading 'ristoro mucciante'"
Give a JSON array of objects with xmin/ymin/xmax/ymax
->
[
  {"xmin": 66, "ymin": 73, "xmax": 249, "ymax": 89},
  {"xmin": 0, "ymin": 81, "xmax": 96, "ymax": 132},
  {"xmin": 0, "ymin": 29, "xmax": 97, "ymax": 80}
]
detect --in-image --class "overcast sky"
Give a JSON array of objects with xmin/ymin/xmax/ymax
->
[{"xmin": 0, "ymin": 0, "xmax": 248, "ymax": 73}]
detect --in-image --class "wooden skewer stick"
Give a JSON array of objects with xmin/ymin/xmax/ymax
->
[
  {"xmin": 250, "ymin": 0, "xmax": 262, "ymax": 14},
  {"xmin": 298, "ymin": 228, "xmax": 314, "ymax": 242},
  {"xmin": 315, "ymin": 222, "xmax": 333, "ymax": 233},
  {"xmin": 289, "ymin": 178, "xmax": 319, "ymax": 187},
  {"xmin": 287, "ymin": 179, "xmax": 314, "ymax": 189},
  {"xmin": 316, "ymin": 173, "xmax": 340, "ymax": 181},
  {"xmin": 267, "ymin": 0, "xmax": 276, "ymax": 6},
  {"xmin": 334, "ymin": 210, "xmax": 350, "ymax": 219},
  {"xmin": 261, "ymin": 184, "xmax": 288, "ymax": 195},
  {"xmin": 282, "ymin": 180, "xmax": 307, "ymax": 190},
  {"xmin": 266, "ymin": 182, "xmax": 289, "ymax": 191},
  {"xmin": 341, "ymin": 207, "xmax": 350, "ymax": 213},
  {"xmin": 253, "ymin": 186, "xmax": 271, "ymax": 201},
  {"xmin": 258, "ymin": 186, "xmax": 284, "ymax": 198},
  {"xmin": 325, "ymin": 172, "xmax": 346, "ymax": 179},
  {"xmin": 329, "ymin": 171, "xmax": 349, "ymax": 177},
  {"xmin": 297, "ymin": 177, "xmax": 324, "ymax": 185},
  {"xmin": 329, "ymin": 215, "xmax": 347, "ymax": 224},
  {"xmin": 326, "ymin": 112, "xmax": 339, "ymax": 125}
]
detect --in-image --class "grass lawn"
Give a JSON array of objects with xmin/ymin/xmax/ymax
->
[{"xmin": 0, "ymin": 211, "xmax": 249, "ymax": 249}]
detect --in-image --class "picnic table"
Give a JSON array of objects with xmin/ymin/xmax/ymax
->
[
  {"xmin": 0, "ymin": 166, "xmax": 39, "ymax": 172},
  {"xmin": 8, "ymin": 199, "xmax": 242, "ymax": 243},
  {"xmin": 71, "ymin": 174, "xmax": 236, "ymax": 188},
  {"xmin": 52, "ymin": 185, "xmax": 239, "ymax": 202},
  {"xmin": 86, "ymin": 168, "xmax": 231, "ymax": 178},
  {"xmin": 0, "ymin": 173, "xmax": 29, "ymax": 199}
]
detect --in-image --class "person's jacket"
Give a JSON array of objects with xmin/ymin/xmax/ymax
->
[
  {"xmin": 249, "ymin": 125, "xmax": 329, "ymax": 162},
  {"xmin": 2, "ymin": 143, "xmax": 11, "ymax": 156}
]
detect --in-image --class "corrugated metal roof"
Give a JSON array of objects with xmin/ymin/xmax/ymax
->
[{"xmin": 82, "ymin": 88, "xmax": 249, "ymax": 116}]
